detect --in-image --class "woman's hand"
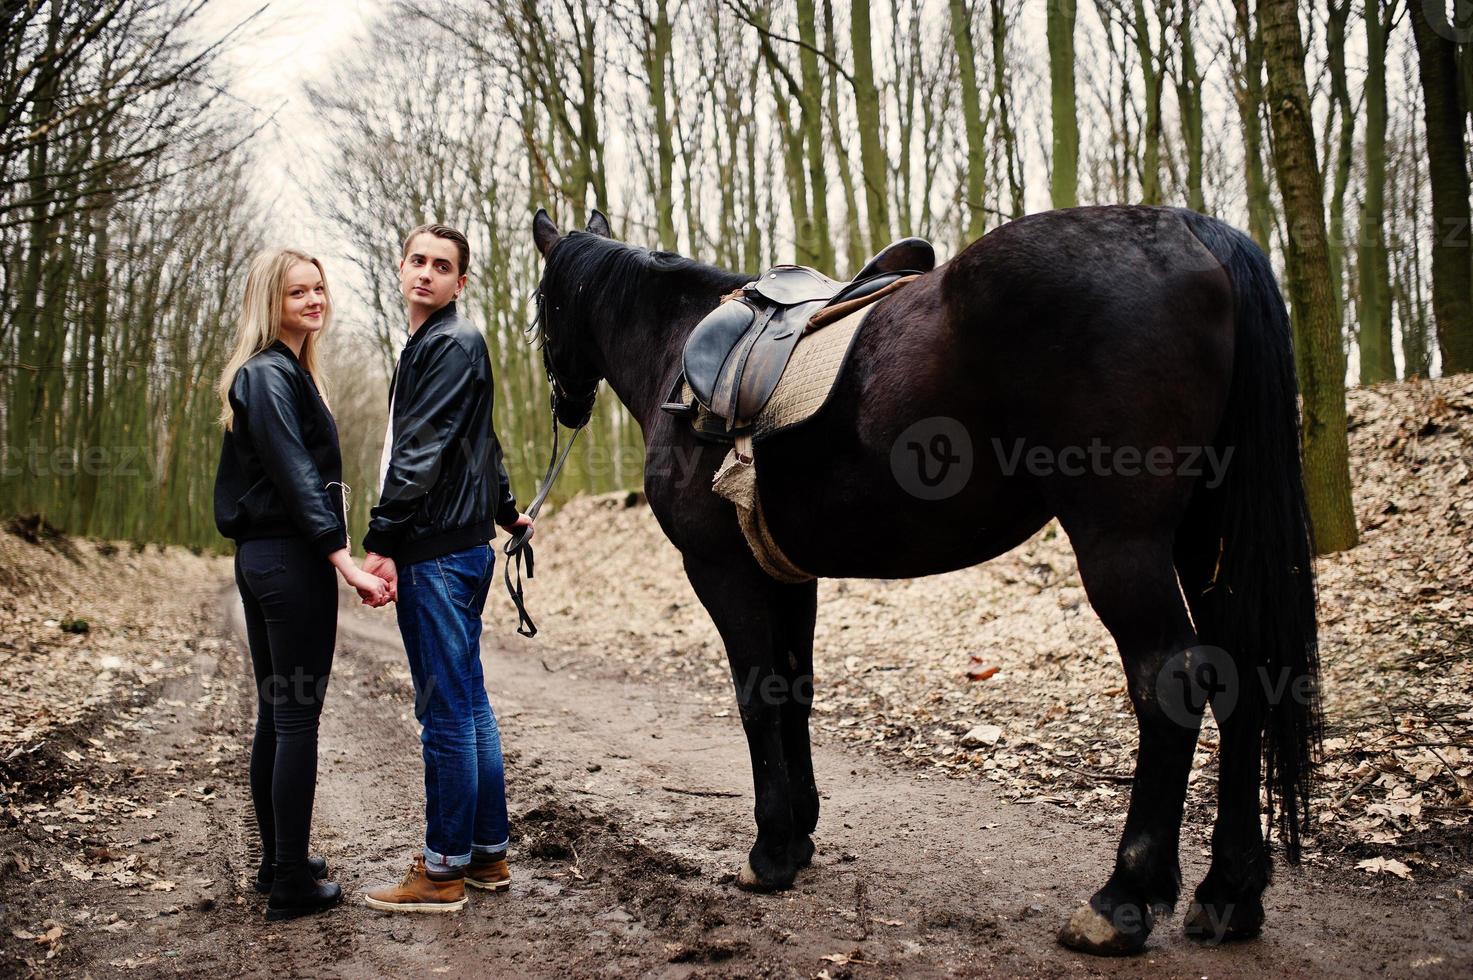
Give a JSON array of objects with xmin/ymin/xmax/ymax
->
[
  {"xmin": 347, "ymin": 568, "xmax": 392, "ymax": 606},
  {"xmin": 328, "ymin": 548, "xmax": 393, "ymax": 607}
]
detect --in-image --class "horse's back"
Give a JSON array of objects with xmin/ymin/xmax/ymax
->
[{"xmin": 752, "ymin": 205, "xmax": 1239, "ymax": 577}]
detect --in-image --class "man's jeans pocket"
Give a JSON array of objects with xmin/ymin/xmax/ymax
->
[{"xmin": 434, "ymin": 546, "xmax": 494, "ymax": 616}]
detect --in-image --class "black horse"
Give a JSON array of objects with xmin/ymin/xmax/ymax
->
[{"xmin": 531, "ymin": 204, "xmax": 1319, "ymax": 956}]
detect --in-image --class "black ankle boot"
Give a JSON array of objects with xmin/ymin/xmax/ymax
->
[
  {"xmin": 255, "ymin": 855, "xmax": 328, "ymax": 895},
  {"xmin": 265, "ymin": 861, "xmax": 342, "ymax": 921}
]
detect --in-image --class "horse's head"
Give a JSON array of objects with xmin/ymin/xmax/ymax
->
[{"xmin": 532, "ymin": 208, "xmax": 613, "ymax": 429}]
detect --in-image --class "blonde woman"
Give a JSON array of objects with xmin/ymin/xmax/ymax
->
[{"xmin": 214, "ymin": 248, "xmax": 389, "ymax": 921}]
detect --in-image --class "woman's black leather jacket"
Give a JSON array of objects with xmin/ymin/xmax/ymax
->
[{"xmin": 214, "ymin": 341, "xmax": 347, "ymax": 556}]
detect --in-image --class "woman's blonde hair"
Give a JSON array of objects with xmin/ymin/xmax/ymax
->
[{"xmin": 217, "ymin": 248, "xmax": 332, "ymax": 430}]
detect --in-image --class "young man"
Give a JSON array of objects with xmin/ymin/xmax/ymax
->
[{"xmin": 361, "ymin": 223, "xmax": 533, "ymax": 913}]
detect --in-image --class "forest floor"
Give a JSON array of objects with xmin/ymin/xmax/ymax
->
[{"xmin": 0, "ymin": 374, "xmax": 1469, "ymax": 977}]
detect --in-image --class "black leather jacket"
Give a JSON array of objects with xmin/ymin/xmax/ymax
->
[
  {"xmin": 363, "ymin": 302, "xmax": 518, "ymax": 566},
  {"xmin": 214, "ymin": 341, "xmax": 347, "ymax": 556}
]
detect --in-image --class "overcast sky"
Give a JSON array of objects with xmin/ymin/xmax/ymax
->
[
  {"xmin": 197, "ymin": 1, "xmax": 378, "ymax": 233},
  {"xmin": 193, "ymin": 1, "xmax": 387, "ymax": 334}
]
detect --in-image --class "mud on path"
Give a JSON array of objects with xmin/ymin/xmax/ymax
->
[{"xmin": 2, "ymin": 567, "xmax": 1470, "ymax": 978}]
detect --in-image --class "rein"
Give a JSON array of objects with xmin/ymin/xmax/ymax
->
[
  {"xmin": 502, "ymin": 412, "xmax": 582, "ymax": 637},
  {"xmin": 503, "ymin": 287, "xmax": 594, "ymax": 638}
]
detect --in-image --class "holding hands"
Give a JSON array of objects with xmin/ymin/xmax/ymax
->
[
  {"xmin": 332, "ymin": 530, "xmax": 532, "ymax": 610},
  {"xmin": 361, "ymin": 553, "xmax": 398, "ymax": 608},
  {"xmin": 348, "ymin": 565, "xmax": 393, "ymax": 606},
  {"xmin": 329, "ymin": 549, "xmax": 394, "ymax": 607}
]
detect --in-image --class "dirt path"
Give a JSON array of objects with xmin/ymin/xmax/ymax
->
[{"xmin": 4, "ymin": 572, "xmax": 1469, "ymax": 979}]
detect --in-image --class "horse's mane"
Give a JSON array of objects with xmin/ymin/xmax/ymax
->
[{"xmin": 533, "ymin": 231, "xmax": 747, "ymax": 347}]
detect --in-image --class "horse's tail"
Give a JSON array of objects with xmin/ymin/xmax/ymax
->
[{"xmin": 1173, "ymin": 209, "xmax": 1320, "ymax": 863}]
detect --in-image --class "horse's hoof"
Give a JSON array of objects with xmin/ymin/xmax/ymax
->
[
  {"xmin": 735, "ymin": 858, "xmax": 795, "ymax": 893},
  {"xmin": 1184, "ymin": 898, "xmax": 1263, "ymax": 943},
  {"xmin": 789, "ymin": 835, "xmax": 815, "ymax": 869},
  {"xmin": 1058, "ymin": 905, "xmax": 1148, "ymax": 957},
  {"xmin": 736, "ymin": 860, "xmax": 769, "ymax": 892}
]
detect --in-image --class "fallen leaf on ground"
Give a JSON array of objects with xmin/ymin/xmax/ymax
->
[
  {"xmin": 961, "ymin": 724, "xmax": 1003, "ymax": 747},
  {"xmin": 1357, "ymin": 857, "xmax": 1413, "ymax": 879}
]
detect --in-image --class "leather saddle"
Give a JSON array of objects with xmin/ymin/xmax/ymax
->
[{"xmin": 673, "ymin": 237, "xmax": 935, "ymax": 431}]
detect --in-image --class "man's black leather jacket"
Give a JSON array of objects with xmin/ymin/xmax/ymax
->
[
  {"xmin": 214, "ymin": 341, "xmax": 347, "ymax": 556},
  {"xmin": 363, "ymin": 302, "xmax": 518, "ymax": 566}
]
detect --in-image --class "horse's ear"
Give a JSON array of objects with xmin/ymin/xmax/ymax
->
[
  {"xmin": 533, "ymin": 208, "xmax": 561, "ymax": 257},
  {"xmin": 586, "ymin": 209, "xmax": 612, "ymax": 238}
]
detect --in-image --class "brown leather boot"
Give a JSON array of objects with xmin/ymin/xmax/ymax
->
[
  {"xmin": 464, "ymin": 853, "xmax": 511, "ymax": 892},
  {"xmin": 363, "ymin": 856, "xmax": 466, "ymax": 913}
]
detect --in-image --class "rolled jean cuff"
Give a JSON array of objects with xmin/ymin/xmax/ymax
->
[
  {"xmin": 423, "ymin": 846, "xmax": 472, "ymax": 869},
  {"xmin": 472, "ymin": 838, "xmax": 509, "ymax": 858}
]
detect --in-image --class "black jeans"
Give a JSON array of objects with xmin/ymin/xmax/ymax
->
[{"xmin": 235, "ymin": 536, "xmax": 337, "ymax": 869}]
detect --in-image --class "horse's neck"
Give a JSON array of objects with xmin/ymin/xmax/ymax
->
[
  {"xmin": 593, "ymin": 317, "xmax": 687, "ymax": 428},
  {"xmin": 594, "ymin": 280, "xmax": 739, "ymax": 427}
]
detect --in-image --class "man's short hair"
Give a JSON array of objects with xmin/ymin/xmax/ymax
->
[{"xmin": 403, "ymin": 223, "xmax": 470, "ymax": 276}]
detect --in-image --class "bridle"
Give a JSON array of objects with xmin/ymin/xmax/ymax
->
[{"xmin": 502, "ymin": 284, "xmax": 598, "ymax": 638}]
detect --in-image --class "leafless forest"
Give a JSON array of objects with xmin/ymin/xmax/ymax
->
[{"xmin": 1, "ymin": 0, "xmax": 1471, "ymax": 548}]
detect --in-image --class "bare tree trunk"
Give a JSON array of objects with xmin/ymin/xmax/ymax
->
[
  {"xmin": 1355, "ymin": 0, "xmax": 1395, "ymax": 383},
  {"xmin": 1462, "ymin": 31, "xmax": 1473, "ymax": 129},
  {"xmin": 1175, "ymin": 0, "xmax": 1205, "ymax": 212},
  {"xmin": 822, "ymin": 0, "xmax": 864, "ymax": 274},
  {"xmin": 948, "ymin": 0, "xmax": 983, "ymax": 240},
  {"xmin": 752, "ymin": 5, "xmax": 813, "ymax": 265},
  {"xmin": 1098, "ymin": 12, "xmax": 1135, "ymax": 200},
  {"xmin": 1231, "ymin": 0, "xmax": 1275, "ymax": 251},
  {"xmin": 1132, "ymin": 0, "xmax": 1164, "ymax": 204},
  {"xmin": 1259, "ymin": 0, "xmax": 1359, "ymax": 553},
  {"xmin": 1391, "ymin": 93, "xmax": 1433, "ymax": 378},
  {"xmin": 850, "ymin": 0, "xmax": 890, "ymax": 250},
  {"xmin": 795, "ymin": 0, "xmax": 833, "ymax": 270},
  {"xmin": 1047, "ymin": 0, "xmax": 1078, "ymax": 209},
  {"xmin": 1325, "ymin": 0, "xmax": 1356, "ymax": 381},
  {"xmin": 744, "ymin": 60, "xmax": 763, "ymax": 271},
  {"xmin": 762, "ymin": 54, "xmax": 810, "ymax": 264},
  {"xmin": 890, "ymin": 0, "xmax": 921, "ymax": 232},
  {"xmin": 1410, "ymin": 0, "xmax": 1473, "ymax": 373},
  {"xmin": 989, "ymin": 0, "xmax": 1023, "ymax": 218},
  {"xmin": 4, "ymin": 1, "xmax": 62, "ymax": 514},
  {"xmin": 76, "ymin": 190, "xmax": 110, "ymax": 531},
  {"xmin": 646, "ymin": 0, "xmax": 676, "ymax": 247},
  {"xmin": 948, "ymin": 0, "xmax": 988, "ymax": 241}
]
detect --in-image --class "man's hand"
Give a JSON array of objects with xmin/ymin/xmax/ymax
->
[
  {"xmin": 500, "ymin": 512, "xmax": 534, "ymax": 544},
  {"xmin": 347, "ymin": 568, "xmax": 392, "ymax": 607},
  {"xmin": 363, "ymin": 552, "xmax": 398, "ymax": 605}
]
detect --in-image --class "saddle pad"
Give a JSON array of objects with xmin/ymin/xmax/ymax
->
[
  {"xmin": 751, "ymin": 303, "xmax": 871, "ymax": 441},
  {"xmin": 712, "ymin": 449, "xmax": 814, "ymax": 583}
]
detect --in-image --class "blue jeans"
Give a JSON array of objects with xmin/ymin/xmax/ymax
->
[{"xmin": 396, "ymin": 544, "xmax": 508, "ymax": 868}]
